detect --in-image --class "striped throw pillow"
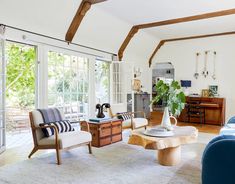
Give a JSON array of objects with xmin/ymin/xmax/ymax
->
[
  {"xmin": 39, "ymin": 120, "xmax": 74, "ymax": 137},
  {"xmin": 117, "ymin": 112, "xmax": 133, "ymax": 121}
]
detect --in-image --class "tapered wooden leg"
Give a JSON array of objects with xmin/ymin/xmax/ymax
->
[
  {"xmin": 88, "ymin": 142, "xmax": 92, "ymax": 154},
  {"xmin": 28, "ymin": 147, "xmax": 38, "ymax": 158},
  {"xmin": 56, "ymin": 148, "xmax": 61, "ymax": 165}
]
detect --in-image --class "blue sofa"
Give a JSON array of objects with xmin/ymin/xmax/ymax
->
[
  {"xmin": 202, "ymin": 134, "xmax": 235, "ymax": 184},
  {"xmin": 227, "ymin": 116, "xmax": 235, "ymax": 124}
]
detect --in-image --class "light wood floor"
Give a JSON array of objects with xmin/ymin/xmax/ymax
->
[{"xmin": 0, "ymin": 122, "xmax": 221, "ymax": 167}]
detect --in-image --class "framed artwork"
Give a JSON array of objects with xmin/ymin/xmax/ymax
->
[
  {"xmin": 132, "ymin": 79, "xmax": 141, "ymax": 91},
  {"xmin": 202, "ymin": 89, "xmax": 209, "ymax": 97},
  {"xmin": 209, "ymin": 85, "xmax": 218, "ymax": 97}
]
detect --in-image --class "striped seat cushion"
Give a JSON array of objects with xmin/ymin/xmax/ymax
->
[
  {"xmin": 39, "ymin": 120, "xmax": 74, "ymax": 137},
  {"xmin": 117, "ymin": 112, "xmax": 133, "ymax": 121}
]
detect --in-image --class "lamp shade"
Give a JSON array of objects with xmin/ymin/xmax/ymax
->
[{"xmin": 181, "ymin": 80, "xmax": 191, "ymax": 87}]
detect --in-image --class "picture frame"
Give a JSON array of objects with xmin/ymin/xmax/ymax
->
[
  {"xmin": 201, "ymin": 89, "xmax": 209, "ymax": 97},
  {"xmin": 209, "ymin": 85, "xmax": 218, "ymax": 97},
  {"xmin": 132, "ymin": 79, "xmax": 141, "ymax": 91}
]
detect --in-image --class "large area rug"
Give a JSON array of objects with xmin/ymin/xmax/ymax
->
[{"xmin": 0, "ymin": 132, "xmax": 215, "ymax": 184}]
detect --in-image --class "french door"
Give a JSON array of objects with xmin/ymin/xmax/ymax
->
[{"xmin": 0, "ymin": 36, "xmax": 6, "ymax": 154}]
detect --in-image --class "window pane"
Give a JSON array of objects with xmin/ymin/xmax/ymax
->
[
  {"xmin": 95, "ymin": 60, "xmax": 110, "ymax": 104},
  {"xmin": 48, "ymin": 51, "xmax": 88, "ymax": 120}
]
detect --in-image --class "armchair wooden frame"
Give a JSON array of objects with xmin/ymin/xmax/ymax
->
[{"xmin": 28, "ymin": 112, "xmax": 92, "ymax": 165}]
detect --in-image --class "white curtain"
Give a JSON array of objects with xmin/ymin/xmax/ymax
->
[
  {"xmin": 0, "ymin": 25, "xmax": 6, "ymax": 154},
  {"xmin": 112, "ymin": 62, "xmax": 123, "ymax": 104}
]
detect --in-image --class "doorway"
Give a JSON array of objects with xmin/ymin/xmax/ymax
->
[{"xmin": 5, "ymin": 41, "xmax": 36, "ymax": 147}]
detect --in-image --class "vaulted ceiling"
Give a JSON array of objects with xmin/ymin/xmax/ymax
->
[
  {"xmin": 99, "ymin": 0, "xmax": 235, "ymax": 37},
  {"xmin": 1, "ymin": 0, "xmax": 235, "ymax": 65}
]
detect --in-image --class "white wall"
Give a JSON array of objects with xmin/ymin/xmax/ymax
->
[
  {"xmin": 0, "ymin": 0, "xmax": 158, "ymax": 114},
  {"xmin": 154, "ymin": 35, "xmax": 235, "ymax": 120}
]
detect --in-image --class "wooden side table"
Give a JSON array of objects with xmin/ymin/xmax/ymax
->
[
  {"xmin": 81, "ymin": 119, "xmax": 122, "ymax": 147},
  {"xmin": 128, "ymin": 126, "xmax": 198, "ymax": 166}
]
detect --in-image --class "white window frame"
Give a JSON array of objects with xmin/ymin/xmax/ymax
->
[
  {"xmin": 95, "ymin": 58, "xmax": 111, "ymax": 105},
  {"xmin": 111, "ymin": 61, "xmax": 123, "ymax": 105},
  {"xmin": 44, "ymin": 46, "xmax": 96, "ymax": 119}
]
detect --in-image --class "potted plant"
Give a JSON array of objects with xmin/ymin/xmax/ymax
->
[{"xmin": 152, "ymin": 80, "xmax": 186, "ymax": 130}]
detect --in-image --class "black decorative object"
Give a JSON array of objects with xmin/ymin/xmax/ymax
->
[{"xmin": 96, "ymin": 103, "xmax": 110, "ymax": 118}]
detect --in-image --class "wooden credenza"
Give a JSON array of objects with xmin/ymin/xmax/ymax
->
[
  {"xmin": 81, "ymin": 120, "xmax": 122, "ymax": 147},
  {"xmin": 178, "ymin": 96, "xmax": 226, "ymax": 126}
]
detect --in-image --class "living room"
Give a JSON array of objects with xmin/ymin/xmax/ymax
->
[{"xmin": 0, "ymin": 0, "xmax": 235, "ymax": 184}]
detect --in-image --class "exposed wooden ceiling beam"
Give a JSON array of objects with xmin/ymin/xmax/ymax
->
[
  {"xmin": 148, "ymin": 40, "xmax": 165, "ymax": 67},
  {"xmin": 139, "ymin": 8, "xmax": 235, "ymax": 29},
  {"xmin": 65, "ymin": 0, "xmax": 107, "ymax": 42},
  {"xmin": 118, "ymin": 26, "xmax": 139, "ymax": 60},
  {"xmin": 118, "ymin": 8, "xmax": 235, "ymax": 61},
  {"xmin": 148, "ymin": 31, "xmax": 235, "ymax": 67}
]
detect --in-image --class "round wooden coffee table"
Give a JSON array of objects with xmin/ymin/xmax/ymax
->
[{"xmin": 128, "ymin": 126, "xmax": 198, "ymax": 166}]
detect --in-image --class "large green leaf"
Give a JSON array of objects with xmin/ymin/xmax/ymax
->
[{"xmin": 152, "ymin": 80, "xmax": 186, "ymax": 116}]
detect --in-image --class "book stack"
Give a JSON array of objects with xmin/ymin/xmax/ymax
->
[{"xmin": 89, "ymin": 117, "xmax": 113, "ymax": 123}]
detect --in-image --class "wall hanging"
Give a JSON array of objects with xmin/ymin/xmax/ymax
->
[
  {"xmin": 194, "ymin": 52, "xmax": 200, "ymax": 79},
  {"xmin": 212, "ymin": 51, "xmax": 217, "ymax": 80},
  {"xmin": 202, "ymin": 51, "xmax": 209, "ymax": 78}
]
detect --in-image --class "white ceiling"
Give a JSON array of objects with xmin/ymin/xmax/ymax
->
[
  {"xmin": 146, "ymin": 14, "xmax": 235, "ymax": 39},
  {"xmin": 98, "ymin": 0, "xmax": 235, "ymax": 24},
  {"xmin": 98, "ymin": 0, "xmax": 235, "ymax": 39},
  {"xmin": 1, "ymin": 0, "xmax": 235, "ymax": 53}
]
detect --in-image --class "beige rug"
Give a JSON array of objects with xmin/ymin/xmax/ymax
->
[{"xmin": 0, "ymin": 132, "xmax": 215, "ymax": 184}]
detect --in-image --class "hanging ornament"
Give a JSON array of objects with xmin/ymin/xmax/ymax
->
[
  {"xmin": 212, "ymin": 51, "xmax": 217, "ymax": 80},
  {"xmin": 194, "ymin": 52, "xmax": 200, "ymax": 79},
  {"xmin": 202, "ymin": 51, "xmax": 209, "ymax": 78}
]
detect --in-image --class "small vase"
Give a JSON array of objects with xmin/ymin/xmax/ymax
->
[{"xmin": 161, "ymin": 107, "xmax": 177, "ymax": 130}]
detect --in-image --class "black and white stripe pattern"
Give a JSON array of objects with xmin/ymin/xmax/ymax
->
[
  {"xmin": 117, "ymin": 112, "xmax": 133, "ymax": 121},
  {"xmin": 37, "ymin": 108, "xmax": 62, "ymax": 123},
  {"xmin": 40, "ymin": 120, "xmax": 74, "ymax": 137}
]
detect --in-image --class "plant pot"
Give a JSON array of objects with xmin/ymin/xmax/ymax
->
[{"xmin": 161, "ymin": 107, "xmax": 177, "ymax": 130}]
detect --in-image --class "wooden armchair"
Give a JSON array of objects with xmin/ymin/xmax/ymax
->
[
  {"xmin": 28, "ymin": 109, "xmax": 92, "ymax": 165},
  {"xmin": 114, "ymin": 111, "xmax": 148, "ymax": 130},
  {"xmin": 120, "ymin": 111, "xmax": 148, "ymax": 130}
]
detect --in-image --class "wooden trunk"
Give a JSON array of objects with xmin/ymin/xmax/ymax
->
[{"xmin": 81, "ymin": 120, "xmax": 122, "ymax": 147}]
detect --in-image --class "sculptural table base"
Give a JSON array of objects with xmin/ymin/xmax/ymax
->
[
  {"xmin": 158, "ymin": 146, "xmax": 181, "ymax": 166},
  {"xmin": 128, "ymin": 126, "xmax": 198, "ymax": 166}
]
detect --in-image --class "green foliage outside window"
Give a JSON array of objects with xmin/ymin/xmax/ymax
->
[
  {"xmin": 6, "ymin": 43, "xmax": 36, "ymax": 108},
  {"xmin": 48, "ymin": 51, "xmax": 88, "ymax": 106}
]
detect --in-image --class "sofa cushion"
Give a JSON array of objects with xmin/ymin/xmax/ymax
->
[
  {"xmin": 39, "ymin": 120, "xmax": 74, "ymax": 137},
  {"xmin": 122, "ymin": 118, "xmax": 148, "ymax": 129},
  {"xmin": 117, "ymin": 112, "xmax": 133, "ymax": 120},
  {"xmin": 202, "ymin": 135, "xmax": 235, "ymax": 161},
  {"xmin": 132, "ymin": 118, "xmax": 148, "ymax": 129},
  {"xmin": 38, "ymin": 130, "xmax": 92, "ymax": 149}
]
